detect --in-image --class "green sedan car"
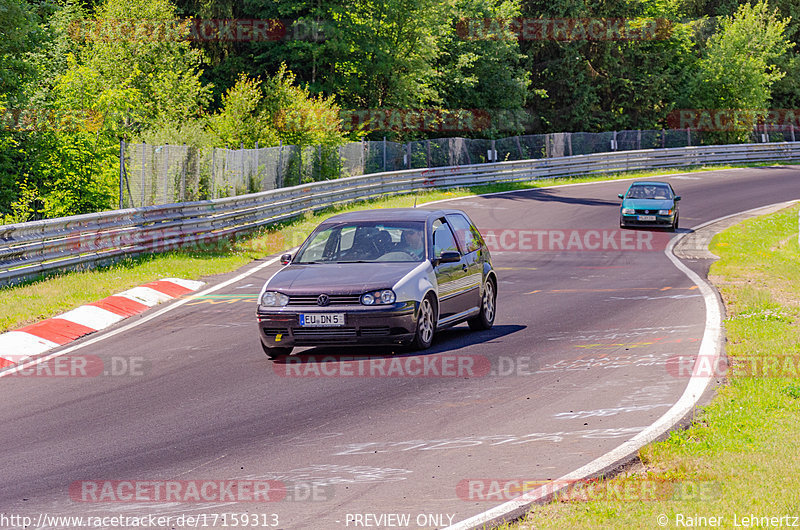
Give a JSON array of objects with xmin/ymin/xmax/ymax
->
[{"xmin": 618, "ymin": 181, "xmax": 681, "ymax": 231}]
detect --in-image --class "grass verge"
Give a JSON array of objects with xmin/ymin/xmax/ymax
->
[
  {"xmin": 501, "ymin": 203, "xmax": 800, "ymax": 529},
  {"xmin": 0, "ymin": 163, "xmax": 780, "ymax": 333}
]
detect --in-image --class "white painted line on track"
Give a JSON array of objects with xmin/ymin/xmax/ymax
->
[
  {"xmin": 0, "ymin": 255, "xmax": 282, "ymax": 379},
  {"xmin": 444, "ymin": 201, "xmax": 798, "ymax": 530}
]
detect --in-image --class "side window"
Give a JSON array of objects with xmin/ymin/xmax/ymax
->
[
  {"xmin": 431, "ymin": 219, "xmax": 459, "ymax": 258},
  {"xmin": 446, "ymin": 214, "xmax": 483, "ymax": 253}
]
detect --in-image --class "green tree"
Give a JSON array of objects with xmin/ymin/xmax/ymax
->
[
  {"xmin": 57, "ymin": 0, "xmax": 212, "ymax": 135},
  {"xmin": 0, "ymin": 0, "xmax": 38, "ymax": 103},
  {"xmin": 263, "ymin": 65, "xmax": 346, "ymax": 147},
  {"xmin": 691, "ymin": 0, "xmax": 791, "ymax": 139},
  {"xmin": 326, "ymin": 0, "xmax": 452, "ymax": 108},
  {"xmin": 520, "ymin": 0, "xmax": 697, "ymax": 132},
  {"xmin": 208, "ymin": 65, "xmax": 346, "ymax": 149},
  {"xmin": 208, "ymin": 74, "xmax": 279, "ymax": 148},
  {"xmin": 437, "ymin": 0, "xmax": 533, "ymax": 137}
]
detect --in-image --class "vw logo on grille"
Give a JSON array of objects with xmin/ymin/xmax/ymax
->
[
  {"xmin": 317, "ymin": 294, "xmax": 330, "ymax": 306},
  {"xmin": 644, "ymin": 210, "xmax": 650, "ymax": 214}
]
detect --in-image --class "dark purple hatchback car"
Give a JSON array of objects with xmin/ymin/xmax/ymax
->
[{"xmin": 256, "ymin": 208, "xmax": 497, "ymax": 357}]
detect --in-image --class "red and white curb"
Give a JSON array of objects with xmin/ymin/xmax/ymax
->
[{"xmin": 0, "ymin": 278, "xmax": 204, "ymax": 368}]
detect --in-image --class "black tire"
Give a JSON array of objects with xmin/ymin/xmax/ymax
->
[
  {"xmin": 468, "ymin": 277, "xmax": 496, "ymax": 331},
  {"xmin": 411, "ymin": 295, "xmax": 436, "ymax": 350},
  {"xmin": 261, "ymin": 341, "xmax": 293, "ymax": 359},
  {"xmin": 672, "ymin": 214, "xmax": 679, "ymax": 232}
]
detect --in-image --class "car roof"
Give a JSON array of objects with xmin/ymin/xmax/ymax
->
[
  {"xmin": 319, "ymin": 208, "xmax": 468, "ymax": 224},
  {"xmin": 629, "ymin": 181, "xmax": 671, "ymax": 187}
]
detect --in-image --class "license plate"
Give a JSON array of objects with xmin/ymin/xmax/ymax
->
[
  {"xmin": 638, "ymin": 215, "xmax": 656, "ymax": 221},
  {"xmin": 299, "ymin": 313, "xmax": 345, "ymax": 327}
]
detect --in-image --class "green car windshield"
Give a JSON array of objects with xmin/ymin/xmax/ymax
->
[
  {"xmin": 294, "ymin": 222, "xmax": 426, "ymax": 263},
  {"xmin": 626, "ymin": 185, "xmax": 673, "ymax": 200}
]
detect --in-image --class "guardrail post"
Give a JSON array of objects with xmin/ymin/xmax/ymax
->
[
  {"xmin": 686, "ymin": 127, "xmax": 691, "ymax": 146},
  {"xmin": 382, "ymin": 136, "xmax": 387, "ymax": 172},
  {"xmin": 791, "ymin": 124, "xmax": 796, "ymax": 142}
]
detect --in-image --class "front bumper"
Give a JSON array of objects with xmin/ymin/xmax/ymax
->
[
  {"xmin": 256, "ymin": 301, "xmax": 417, "ymax": 347},
  {"xmin": 620, "ymin": 213, "xmax": 675, "ymax": 228}
]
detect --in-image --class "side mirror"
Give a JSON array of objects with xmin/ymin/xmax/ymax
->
[
  {"xmin": 674, "ymin": 196, "xmax": 681, "ymax": 201},
  {"xmin": 618, "ymin": 194, "xmax": 624, "ymax": 199},
  {"xmin": 280, "ymin": 253, "xmax": 292, "ymax": 265},
  {"xmin": 435, "ymin": 250, "xmax": 461, "ymax": 265}
]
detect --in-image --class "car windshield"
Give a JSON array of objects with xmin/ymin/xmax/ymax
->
[
  {"xmin": 626, "ymin": 185, "xmax": 673, "ymax": 200},
  {"xmin": 293, "ymin": 221, "xmax": 426, "ymax": 263}
]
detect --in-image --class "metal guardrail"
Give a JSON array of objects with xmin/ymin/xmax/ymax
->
[{"xmin": 2, "ymin": 142, "xmax": 799, "ymax": 286}]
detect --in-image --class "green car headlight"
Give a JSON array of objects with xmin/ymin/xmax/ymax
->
[{"xmin": 622, "ymin": 208, "xmax": 635, "ymax": 215}]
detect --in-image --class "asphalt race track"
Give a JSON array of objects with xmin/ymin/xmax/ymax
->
[{"xmin": 1, "ymin": 166, "xmax": 798, "ymax": 530}]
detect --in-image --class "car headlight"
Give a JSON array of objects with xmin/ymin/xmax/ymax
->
[
  {"xmin": 261, "ymin": 291, "xmax": 289, "ymax": 307},
  {"xmin": 622, "ymin": 208, "xmax": 635, "ymax": 215},
  {"xmin": 658, "ymin": 209, "xmax": 673, "ymax": 215},
  {"xmin": 361, "ymin": 289, "xmax": 396, "ymax": 305}
]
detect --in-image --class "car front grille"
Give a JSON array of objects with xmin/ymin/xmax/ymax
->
[
  {"xmin": 360, "ymin": 326, "xmax": 391, "ymax": 336},
  {"xmin": 287, "ymin": 295, "xmax": 362, "ymax": 306},
  {"xmin": 293, "ymin": 327, "xmax": 358, "ymax": 338}
]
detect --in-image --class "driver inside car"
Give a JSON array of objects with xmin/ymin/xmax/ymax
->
[{"xmin": 396, "ymin": 228, "xmax": 425, "ymax": 260}]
